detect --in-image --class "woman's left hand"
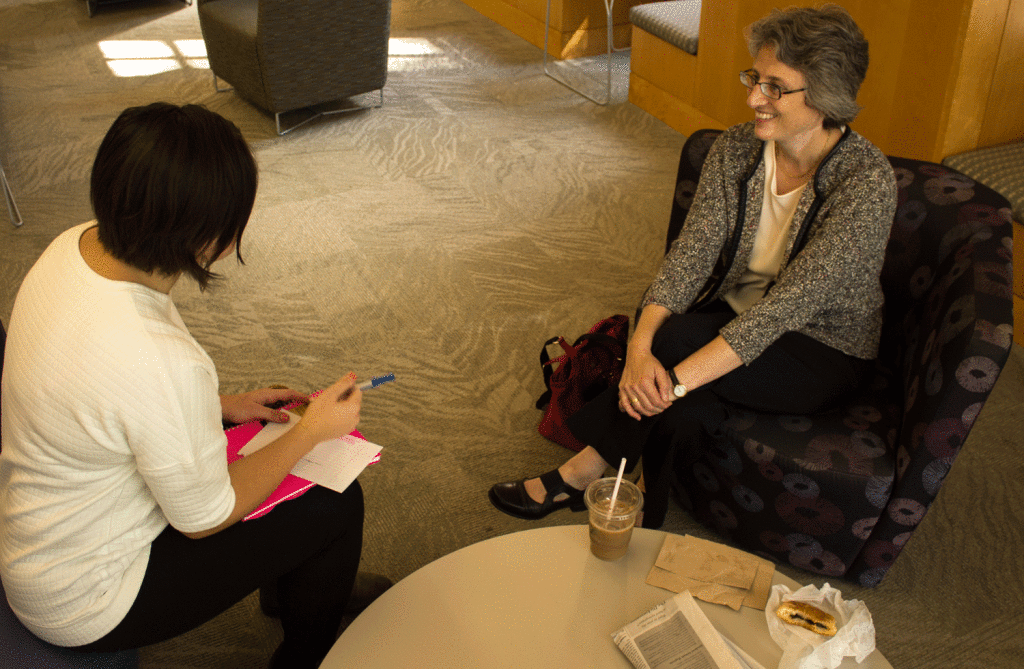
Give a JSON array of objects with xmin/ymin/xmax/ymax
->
[
  {"xmin": 220, "ymin": 387, "xmax": 310, "ymax": 424},
  {"xmin": 619, "ymin": 348, "xmax": 675, "ymax": 420}
]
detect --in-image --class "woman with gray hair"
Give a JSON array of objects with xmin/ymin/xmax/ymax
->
[{"xmin": 490, "ymin": 5, "xmax": 897, "ymax": 525}]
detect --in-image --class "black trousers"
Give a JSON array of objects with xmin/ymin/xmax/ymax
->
[
  {"xmin": 567, "ymin": 304, "xmax": 869, "ymax": 525},
  {"xmin": 73, "ymin": 483, "xmax": 364, "ymax": 669}
]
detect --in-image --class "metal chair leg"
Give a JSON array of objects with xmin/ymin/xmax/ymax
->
[
  {"xmin": 212, "ymin": 73, "xmax": 384, "ymax": 136},
  {"xmin": 274, "ymin": 89, "xmax": 385, "ymax": 136},
  {"xmin": 543, "ymin": 0, "xmax": 621, "ymax": 105},
  {"xmin": 2, "ymin": 160, "xmax": 23, "ymax": 228},
  {"xmin": 213, "ymin": 72, "xmax": 231, "ymax": 93}
]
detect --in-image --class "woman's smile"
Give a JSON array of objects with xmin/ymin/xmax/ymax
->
[{"xmin": 746, "ymin": 46, "xmax": 825, "ymax": 147}]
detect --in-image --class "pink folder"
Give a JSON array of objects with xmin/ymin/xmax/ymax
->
[{"xmin": 224, "ymin": 398, "xmax": 378, "ymax": 520}]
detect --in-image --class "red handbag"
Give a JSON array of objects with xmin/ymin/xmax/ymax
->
[{"xmin": 536, "ymin": 315, "xmax": 629, "ymax": 451}]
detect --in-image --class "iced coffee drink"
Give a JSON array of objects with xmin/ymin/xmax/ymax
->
[{"xmin": 584, "ymin": 478, "xmax": 643, "ymax": 561}]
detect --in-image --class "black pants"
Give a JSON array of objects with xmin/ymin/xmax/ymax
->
[
  {"xmin": 568, "ymin": 304, "xmax": 869, "ymax": 524},
  {"xmin": 73, "ymin": 483, "xmax": 364, "ymax": 669}
]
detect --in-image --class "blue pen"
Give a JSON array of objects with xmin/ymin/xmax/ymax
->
[
  {"xmin": 357, "ymin": 374, "xmax": 396, "ymax": 391},
  {"xmin": 339, "ymin": 374, "xmax": 394, "ymax": 401}
]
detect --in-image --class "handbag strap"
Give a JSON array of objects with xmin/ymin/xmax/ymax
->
[
  {"xmin": 535, "ymin": 332, "xmax": 625, "ymax": 409},
  {"xmin": 572, "ymin": 331, "xmax": 625, "ymax": 355},
  {"xmin": 537, "ymin": 336, "xmax": 570, "ymax": 408}
]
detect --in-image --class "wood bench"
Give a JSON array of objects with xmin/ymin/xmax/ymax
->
[
  {"xmin": 459, "ymin": 0, "xmax": 669, "ymax": 60},
  {"xmin": 627, "ymin": 1, "xmax": 711, "ymax": 130}
]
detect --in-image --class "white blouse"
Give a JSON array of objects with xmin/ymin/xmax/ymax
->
[{"xmin": 723, "ymin": 140, "xmax": 806, "ymax": 314}]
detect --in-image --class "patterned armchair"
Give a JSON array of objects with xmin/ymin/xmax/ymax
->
[
  {"xmin": 196, "ymin": 0, "xmax": 391, "ymax": 134},
  {"xmin": 657, "ymin": 129, "xmax": 1015, "ymax": 586}
]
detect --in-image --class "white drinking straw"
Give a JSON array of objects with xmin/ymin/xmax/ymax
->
[{"xmin": 608, "ymin": 457, "xmax": 627, "ymax": 516}]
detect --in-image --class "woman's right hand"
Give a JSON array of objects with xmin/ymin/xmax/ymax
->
[
  {"xmin": 294, "ymin": 374, "xmax": 362, "ymax": 446},
  {"xmin": 188, "ymin": 374, "xmax": 362, "ymax": 539},
  {"xmin": 618, "ymin": 347, "xmax": 673, "ymax": 420}
]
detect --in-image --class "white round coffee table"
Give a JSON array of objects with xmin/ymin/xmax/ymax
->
[{"xmin": 321, "ymin": 526, "xmax": 892, "ymax": 668}]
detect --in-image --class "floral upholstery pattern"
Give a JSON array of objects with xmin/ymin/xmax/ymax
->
[{"xmin": 663, "ymin": 129, "xmax": 1015, "ymax": 586}]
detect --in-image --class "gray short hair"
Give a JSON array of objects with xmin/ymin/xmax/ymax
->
[{"xmin": 746, "ymin": 5, "xmax": 869, "ymax": 129}]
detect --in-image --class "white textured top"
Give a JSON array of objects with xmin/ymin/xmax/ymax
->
[
  {"xmin": 723, "ymin": 140, "xmax": 806, "ymax": 314},
  {"xmin": 0, "ymin": 223, "xmax": 235, "ymax": 646}
]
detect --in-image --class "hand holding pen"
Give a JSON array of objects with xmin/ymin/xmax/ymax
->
[
  {"xmin": 340, "ymin": 373, "xmax": 396, "ymax": 400},
  {"xmin": 296, "ymin": 374, "xmax": 364, "ymax": 445},
  {"xmin": 294, "ymin": 373, "xmax": 396, "ymax": 445}
]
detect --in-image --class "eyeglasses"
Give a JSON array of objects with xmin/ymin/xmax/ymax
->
[{"xmin": 739, "ymin": 70, "xmax": 806, "ymax": 100}]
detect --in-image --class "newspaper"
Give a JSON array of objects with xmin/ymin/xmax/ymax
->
[{"xmin": 612, "ymin": 591, "xmax": 765, "ymax": 669}]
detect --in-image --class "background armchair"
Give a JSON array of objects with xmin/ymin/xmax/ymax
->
[
  {"xmin": 197, "ymin": 0, "xmax": 391, "ymax": 134},
  {"xmin": 653, "ymin": 129, "xmax": 1015, "ymax": 586}
]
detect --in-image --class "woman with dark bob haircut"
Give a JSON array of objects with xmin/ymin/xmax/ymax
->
[
  {"xmin": 491, "ymin": 6, "xmax": 898, "ymax": 528},
  {"xmin": 1, "ymin": 103, "xmax": 387, "ymax": 668},
  {"xmin": 90, "ymin": 102, "xmax": 258, "ymax": 290}
]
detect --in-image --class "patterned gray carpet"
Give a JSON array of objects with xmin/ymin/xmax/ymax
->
[{"xmin": 1, "ymin": 0, "xmax": 1021, "ymax": 667}]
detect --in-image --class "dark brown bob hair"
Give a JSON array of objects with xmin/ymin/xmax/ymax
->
[{"xmin": 91, "ymin": 102, "xmax": 257, "ymax": 290}]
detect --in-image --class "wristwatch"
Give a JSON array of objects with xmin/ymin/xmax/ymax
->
[{"xmin": 667, "ymin": 368, "xmax": 688, "ymax": 399}]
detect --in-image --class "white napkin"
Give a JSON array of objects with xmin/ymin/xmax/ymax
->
[{"xmin": 766, "ymin": 583, "xmax": 875, "ymax": 669}]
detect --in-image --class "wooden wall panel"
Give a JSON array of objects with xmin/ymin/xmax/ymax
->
[
  {"xmin": 690, "ymin": 0, "xmax": 758, "ymax": 128},
  {"xmin": 842, "ymin": 1, "xmax": 907, "ymax": 153},
  {"xmin": 942, "ymin": 0, "xmax": 1008, "ymax": 156},
  {"xmin": 629, "ymin": 28, "xmax": 698, "ymax": 101},
  {"xmin": 459, "ymin": 0, "xmax": 545, "ymax": 50},
  {"xmin": 875, "ymin": 1, "xmax": 972, "ymax": 160},
  {"xmin": 628, "ymin": 75, "xmax": 728, "ymax": 136},
  {"xmin": 979, "ymin": 0, "xmax": 1024, "ymax": 147}
]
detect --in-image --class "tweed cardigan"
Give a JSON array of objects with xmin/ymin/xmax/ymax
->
[{"xmin": 643, "ymin": 122, "xmax": 897, "ymax": 364}]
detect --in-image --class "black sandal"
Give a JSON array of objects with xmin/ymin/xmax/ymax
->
[{"xmin": 488, "ymin": 468, "xmax": 587, "ymax": 520}]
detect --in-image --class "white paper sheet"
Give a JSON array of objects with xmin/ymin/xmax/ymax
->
[{"xmin": 237, "ymin": 410, "xmax": 382, "ymax": 494}]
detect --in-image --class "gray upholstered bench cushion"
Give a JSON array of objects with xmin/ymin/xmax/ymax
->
[
  {"xmin": 942, "ymin": 142, "xmax": 1024, "ymax": 221},
  {"xmin": 630, "ymin": 1, "xmax": 701, "ymax": 56}
]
